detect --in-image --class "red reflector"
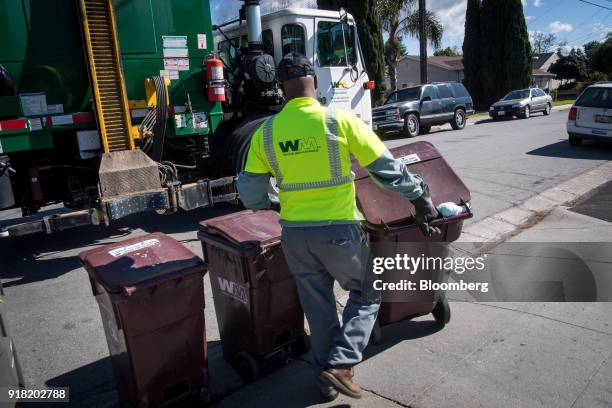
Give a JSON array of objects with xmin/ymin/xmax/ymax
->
[
  {"xmin": 0, "ymin": 119, "xmax": 28, "ymax": 131},
  {"xmin": 568, "ymin": 106, "xmax": 577, "ymax": 121},
  {"xmin": 363, "ymin": 81, "xmax": 376, "ymax": 90},
  {"xmin": 72, "ymin": 112, "xmax": 94, "ymax": 123},
  {"xmin": 45, "ymin": 117, "xmax": 53, "ymax": 127}
]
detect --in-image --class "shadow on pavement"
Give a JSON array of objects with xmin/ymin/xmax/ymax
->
[
  {"xmin": 0, "ymin": 204, "xmax": 237, "ymax": 287},
  {"xmin": 526, "ymin": 139, "xmax": 612, "ymax": 159}
]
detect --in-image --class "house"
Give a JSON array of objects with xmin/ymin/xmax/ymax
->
[
  {"xmin": 393, "ymin": 55, "xmax": 464, "ymax": 89},
  {"xmin": 391, "ymin": 52, "xmax": 560, "ymax": 92},
  {"xmin": 532, "ymin": 52, "xmax": 560, "ymax": 91}
]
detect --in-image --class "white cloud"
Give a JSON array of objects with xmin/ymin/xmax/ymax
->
[
  {"xmin": 549, "ymin": 21, "xmax": 573, "ymax": 34},
  {"xmin": 525, "ymin": 15, "xmax": 535, "ymax": 21},
  {"xmin": 533, "ymin": 0, "xmax": 544, "ymax": 7},
  {"xmin": 592, "ymin": 23, "xmax": 612, "ymax": 40},
  {"xmin": 428, "ymin": 0, "xmax": 468, "ymax": 39}
]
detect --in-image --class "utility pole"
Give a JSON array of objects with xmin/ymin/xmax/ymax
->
[{"xmin": 419, "ymin": 0, "xmax": 427, "ymax": 84}]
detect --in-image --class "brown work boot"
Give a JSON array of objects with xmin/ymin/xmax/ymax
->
[{"xmin": 319, "ymin": 365, "xmax": 362, "ymax": 399}]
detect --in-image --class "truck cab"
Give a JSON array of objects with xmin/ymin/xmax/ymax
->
[{"xmin": 214, "ymin": 8, "xmax": 373, "ymax": 127}]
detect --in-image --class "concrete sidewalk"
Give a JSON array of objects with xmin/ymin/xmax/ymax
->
[{"xmin": 211, "ymin": 189, "xmax": 612, "ymax": 407}]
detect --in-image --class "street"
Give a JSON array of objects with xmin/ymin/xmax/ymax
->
[{"xmin": 1, "ymin": 107, "xmax": 611, "ymax": 407}]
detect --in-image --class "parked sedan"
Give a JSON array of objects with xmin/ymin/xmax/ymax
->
[
  {"xmin": 567, "ymin": 82, "xmax": 612, "ymax": 146},
  {"xmin": 489, "ymin": 88, "xmax": 552, "ymax": 119}
]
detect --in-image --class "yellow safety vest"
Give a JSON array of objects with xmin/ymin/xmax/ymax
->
[{"xmin": 244, "ymin": 97, "xmax": 385, "ymax": 223}]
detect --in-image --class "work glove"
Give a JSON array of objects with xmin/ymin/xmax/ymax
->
[{"xmin": 410, "ymin": 184, "xmax": 441, "ymax": 237}]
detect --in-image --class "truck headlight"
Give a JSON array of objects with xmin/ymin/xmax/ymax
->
[{"xmin": 489, "ymin": 106, "xmax": 494, "ymax": 111}]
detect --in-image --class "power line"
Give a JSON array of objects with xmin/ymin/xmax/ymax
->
[
  {"xmin": 577, "ymin": 0, "xmax": 612, "ymax": 10},
  {"xmin": 529, "ymin": 0, "xmax": 566, "ymax": 24}
]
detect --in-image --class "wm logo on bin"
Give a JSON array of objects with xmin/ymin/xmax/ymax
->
[{"xmin": 217, "ymin": 277, "xmax": 249, "ymax": 305}]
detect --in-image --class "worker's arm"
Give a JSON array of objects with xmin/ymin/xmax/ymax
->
[
  {"xmin": 338, "ymin": 110, "xmax": 423, "ymax": 200},
  {"xmin": 236, "ymin": 128, "xmax": 272, "ymax": 211}
]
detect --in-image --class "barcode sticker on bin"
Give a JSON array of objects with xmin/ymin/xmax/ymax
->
[
  {"xmin": 109, "ymin": 239, "xmax": 160, "ymax": 257},
  {"xmin": 399, "ymin": 153, "xmax": 421, "ymax": 165}
]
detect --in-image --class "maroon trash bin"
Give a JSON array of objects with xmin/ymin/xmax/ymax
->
[
  {"xmin": 79, "ymin": 232, "xmax": 208, "ymax": 407},
  {"xmin": 353, "ymin": 141, "xmax": 472, "ymax": 340},
  {"xmin": 198, "ymin": 210, "xmax": 307, "ymax": 382}
]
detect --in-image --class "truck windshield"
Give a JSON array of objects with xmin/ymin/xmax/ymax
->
[
  {"xmin": 384, "ymin": 87, "xmax": 421, "ymax": 104},
  {"xmin": 575, "ymin": 87, "xmax": 612, "ymax": 109},
  {"xmin": 503, "ymin": 90, "xmax": 530, "ymax": 100},
  {"xmin": 316, "ymin": 21, "xmax": 356, "ymax": 67}
]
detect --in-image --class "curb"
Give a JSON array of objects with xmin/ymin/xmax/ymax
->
[{"xmin": 458, "ymin": 161, "xmax": 612, "ymax": 244}]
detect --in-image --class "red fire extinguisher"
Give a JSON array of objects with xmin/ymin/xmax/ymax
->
[{"xmin": 205, "ymin": 53, "xmax": 226, "ymax": 102}]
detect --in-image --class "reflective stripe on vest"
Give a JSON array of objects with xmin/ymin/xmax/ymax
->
[{"xmin": 262, "ymin": 110, "xmax": 354, "ymax": 191}]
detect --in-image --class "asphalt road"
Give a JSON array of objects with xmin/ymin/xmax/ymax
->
[{"xmin": 0, "ymin": 107, "xmax": 610, "ymax": 406}]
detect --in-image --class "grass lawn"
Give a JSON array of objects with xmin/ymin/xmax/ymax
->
[{"xmin": 553, "ymin": 99, "xmax": 575, "ymax": 107}]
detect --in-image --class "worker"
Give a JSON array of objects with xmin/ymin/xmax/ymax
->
[{"xmin": 236, "ymin": 53, "xmax": 440, "ymax": 401}]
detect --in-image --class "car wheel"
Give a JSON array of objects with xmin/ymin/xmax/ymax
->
[
  {"xmin": 403, "ymin": 113, "xmax": 419, "ymax": 138},
  {"xmin": 543, "ymin": 103, "xmax": 551, "ymax": 115},
  {"xmin": 569, "ymin": 134, "xmax": 583, "ymax": 146},
  {"xmin": 451, "ymin": 108, "xmax": 466, "ymax": 130},
  {"xmin": 419, "ymin": 126, "xmax": 431, "ymax": 134},
  {"xmin": 521, "ymin": 106, "xmax": 530, "ymax": 119}
]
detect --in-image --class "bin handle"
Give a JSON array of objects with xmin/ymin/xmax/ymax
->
[{"xmin": 380, "ymin": 198, "xmax": 472, "ymax": 234}]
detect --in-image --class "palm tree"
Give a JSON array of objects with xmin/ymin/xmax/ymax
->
[{"xmin": 377, "ymin": 0, "xmax": 443, "ymax": 91}]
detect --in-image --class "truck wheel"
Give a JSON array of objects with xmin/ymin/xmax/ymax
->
[
  {"xmin": 451, "ymin": 108, "xmax": 466, "ymax": 130},
  {"xmin": 236, "ymin": 351, "xmax": 260, "ymax": 383},
  {"xmin": 403, "ymin": 114, "xmax": 419, "ymax": 138},
  {"xmin": 432, "ymin": 296, "xmax": 451, "ymax": 325},
  {"xmin": 569, "ymin": 134, "xmax": 583, "ymax": 146},
  {"xmin": 543, "ymin": 103, "xmax": 551, "ymax": 116}
]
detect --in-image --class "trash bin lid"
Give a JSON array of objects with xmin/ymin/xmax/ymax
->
[
  {"xmin": 78, "ymin": 232, "xmax": 204, "ymax": 293},
  {"xmin": 199, "ymin": 210, "xmax": 281, "ymax": 245},
  {"xmin": 352, "ymin": 141, "xmax": 470, "ymax": 226}
]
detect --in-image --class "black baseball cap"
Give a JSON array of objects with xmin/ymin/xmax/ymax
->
[{"xmin": 277, "ymin": 52, "xmax": 315, "ymax": 82}]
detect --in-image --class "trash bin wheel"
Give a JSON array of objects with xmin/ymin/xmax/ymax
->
[
  {"xmin": 290, "ymin": 333, "xmax": 311, "ymax": 356},
  {"xmin": 236, "ymin": 351, "xmax": 261, "ymax": 383},
  {"xmin": 370, "ymin": 319, "xmax": 382, "ymax": 344},
  {"xmin": 432, "ymin": 297, "xmax": 451, "ymax": 325}
]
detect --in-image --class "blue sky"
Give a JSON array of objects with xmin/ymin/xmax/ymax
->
[{"xmin": 210, "ymin": 0, "xmax": 612, "ymax": 54}]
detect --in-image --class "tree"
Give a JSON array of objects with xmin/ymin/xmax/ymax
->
[
  {"xmin": 377, "ymin": 0, "xmax": 443, "ymax": 91},
  {"xmin": 434, "ymin": 46, "xmax": 460, "ymax": 56},
  {"xmin": 588, "ymin": 37, "xmax": 612, "ymax": 77},
  {"xmin": 462, "ymin": 0, "xmax": 483, "ymax": 109},
  {"xmin": 479, "ymin": 0, "xmax": 532, "ymax": 108},
  {"xmin": 549, "ymin": 52, "xmax": 587, "ymax": 84},
  {"xmin": 530, "ymin": 31, "xmax": 557, "ymax": 54},
  {"xmin": 318, "ymin": 0, "xmax": 387, "ymax": 105}
]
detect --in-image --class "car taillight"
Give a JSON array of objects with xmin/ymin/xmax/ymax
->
[
  {"xmin": 568, "ymin": 106, "xmax": 577, "ymax": 121},
  {"xmin": 363, "ymin": 81, "xmax": 376, "ymax": 90}
]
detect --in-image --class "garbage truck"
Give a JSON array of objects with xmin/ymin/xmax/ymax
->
[{"xmin": 0, "ymin": 0, "xmax": 375, "ymax": 237}]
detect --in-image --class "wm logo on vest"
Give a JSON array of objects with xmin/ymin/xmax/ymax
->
[
  {"xmin": 278, "ymin": 138, "xmax": 320, "ymax": 155},
  {"xmin": 217, "ymin": 277, "xmax": 249, "ymax": 305}
]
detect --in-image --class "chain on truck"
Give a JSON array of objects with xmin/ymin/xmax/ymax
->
[{"xmin": 0, "ymin": 0, "xmax": 375, "ymax": 237}]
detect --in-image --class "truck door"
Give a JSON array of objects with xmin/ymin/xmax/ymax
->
[
  {"xmin": 314, "ymin": 18, "xmax": 371, "ymax": 125},
  {"xmin": 419, "ymin": 85, "xmax": 442, "ymax": 125}
]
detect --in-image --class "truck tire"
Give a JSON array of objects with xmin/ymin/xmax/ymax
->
[
  {"xmin": 403, "ymin": 113, "xmax": 419, "ymax": 138},
  {"xmin": 211, "ymin": 115, "xmax": 279, "ymax": 204},
  {"xmin": 451, "ymin": 108, "xmax": 466, "ymax": 130}
]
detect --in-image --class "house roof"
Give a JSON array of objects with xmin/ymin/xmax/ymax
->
[
  {"xmin": 532, "ymin": 52, "xmax": 555, "ymax": 70},
  {"xmin": 401, "ymin": 55, "xmax": 464, "ymax": 71},
  {"xmin": 533, "ymin": 68, "xmax": 556, "ymax": 77}
]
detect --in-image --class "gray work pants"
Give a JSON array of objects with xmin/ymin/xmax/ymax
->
[{"xmin": 281, "ymin": 224, "xmax": 380, "ymax": 373}]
